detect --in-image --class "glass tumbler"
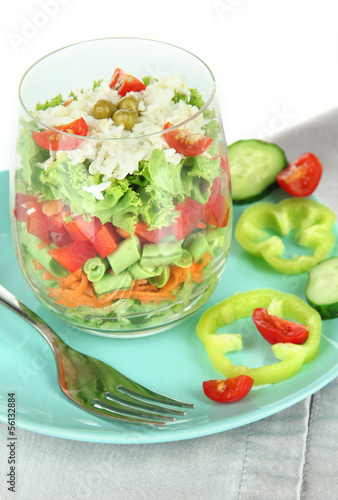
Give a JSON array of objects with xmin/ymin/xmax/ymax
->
[{"xmin": 11, "ymin": 37, "xmax": 232, "ymax": 337}]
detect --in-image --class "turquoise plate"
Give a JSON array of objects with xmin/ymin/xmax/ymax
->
[{"xmin": 1, "ymin": 170, "xmax": 338, "ymax": 444}]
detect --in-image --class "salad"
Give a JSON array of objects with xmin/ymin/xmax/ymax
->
[{"xmin": 13, "ymin": 68, "xmax": 231, "ymax": 333}]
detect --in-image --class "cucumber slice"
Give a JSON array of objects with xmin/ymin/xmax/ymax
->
[
  {"xmin": 305, "ymin": 257, "xmax": 338, "ymax": 319},
  {"xmin": 228, "ymin": 139, "xmax": 287, "ymax": 204}
]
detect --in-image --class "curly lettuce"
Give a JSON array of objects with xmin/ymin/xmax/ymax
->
[{"xmin": 16, "ymin": 117, "xmax": 221, "ymax": 235}]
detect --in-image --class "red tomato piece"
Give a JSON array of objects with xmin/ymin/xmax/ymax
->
[
  {"xmin": 48, "ymin": 240, "xmax": 97, "ymax": 273},
  {"xmin": 203, "ymin": 375, "xmax": 254, "ymax": 403},
  {"xmin": 202, "ymin": 177, "xmax": 229, "ymax": 228},
  {"xmin": 135, "ymin": 198, "xmax": 205, "ymax": 243},
  {"xmin": 90, "ymin": 223, "xmax": 121, "ymax": 258},
  {"xmin": 252, "ymin": 308, "xmax": 309, "ymax": 345},
  {"xmin": 47, "ymin": 215, "xmax": 67, "ymax": 234},
  {"xmin": 32, "ymin": 118, "xmax": 88, "ymax": 151},
  {"xmin": 109, "ymin": 68, "xmax": 146, "ymax": 96},
  {"xmin": 172, "ymin": 198, "xmax": 205, "ymax": 241},
  {"xmin": 50, "ymin": 231, "xmax": 72, "ymax": 247},
  {"xmin": 65, "ymin": 216, "xmax": 100, "ymax": 241},
  {"xmin": 135, "ymin": 222, "xmax": 173, "ymax": 244},
  {"xmin": 14, "ymin": 193, "xmax": 38, "ymax": 222},
  {"xmin": 47, "ymin": 215, "xmax": 72, "ymax": 247},
  {"xmin": 163, "ymin": 122, "xmax": 213, "ymax": 157},
  {"xmin": 276, "ymin": 152, "xmax": 323, "ymax": 197},
  {"xmin": 26, "ymin": 202, "xmax": 50, "ymax": 243}
]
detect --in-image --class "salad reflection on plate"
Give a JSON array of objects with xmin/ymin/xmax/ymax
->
[{"xmin": 11, "ymin": 38, "xmax": 232, "ymax": 337}]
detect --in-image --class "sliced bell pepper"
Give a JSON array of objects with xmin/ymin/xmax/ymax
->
[
  {"xmin": 48, "ymin": 240, "xmax": 97, "ymax": 273},
  {"xmin": 90, "ymin": 222, "xmax": 121, "ymax": 259},
  {"xmin": 235, "ymin": 198, "xmax": 336, "ymax": 274},
  {"xmin": 65, "ymin": 216, "xmax": 100, "ymax": 241},
  {"xmin": 196, "ymin": 288, "xmax": 322, "ymax": 385}
]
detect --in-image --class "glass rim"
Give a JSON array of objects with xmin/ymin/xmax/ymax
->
[{"xmin": 18, "ymin": 36, "xmax": 217, "ymax": 142}]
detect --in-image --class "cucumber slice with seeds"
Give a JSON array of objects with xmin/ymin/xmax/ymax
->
[
  {"xmin": 305, "ymin": 257, "xmax": 338, "ymax": 319},
  {"xmin": 228, "ymin": 139, "xmax": 287, "ymax": 204}
]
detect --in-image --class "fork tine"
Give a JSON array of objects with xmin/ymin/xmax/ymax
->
[
  {"xmin": 116, "ymin": 385, "xmax": 195, "ymax": 409},
  {"xmin": 91, "ymin": 400, "xmax": 167, "ymax": 426},
  {"xmin": 104, "ymin": 392, "xmax": 187, "ymax": 416},
  {"xmin": 91, "ymin": 399, "xmax": 176, "ymax": 425}
]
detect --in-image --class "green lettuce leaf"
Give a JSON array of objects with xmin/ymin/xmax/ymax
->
[
  {"xmin": 131, "ymin": 149, "xmax": 221, "ymax": 227},
  {"xmin": 143, "ymin": 149, "xmax": 184, "ymax": 196},
  {"xmin": 35, "ymin": 93, "xmax": 64, "ymax": 111},
  {"xmin": 188, "ymin": 88, "xmax": 205, "ymax": 109},
  {"xmin": 15, "ymin": 119, "xmax": 50, "ymax": 194},
  {"xmin": 172, "ymin": 87, "xmax": 205, "ymax": 109},
  {"xmin": 180, "ymin": 155, "xmax": 221, "ymax": 203},
  {"xmin": 137, "ymin": 184, "xmax": 178, "ymax": 230},
  {"xmin": 39, "ymin": 154, "xmax": 141, "ymax": 233}
]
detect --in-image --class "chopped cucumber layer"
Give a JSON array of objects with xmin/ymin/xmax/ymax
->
[
  {"xmin": 305, "ymin": 257, "xmax": 338, "ymax": 319},
  {"xmin": 228, "ymin": 139, "xmax": 287, "ymax": 204}
]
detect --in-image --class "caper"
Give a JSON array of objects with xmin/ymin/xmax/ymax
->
[
  {"xmin": 113, "ymin": 109, "xmax": 138, "ymax": 130},
  {"xmin": 118, "ymin": 95, "xmax": 139, "ymax": 112},
  {"xmin": 93, "ymin": 99, "xmax": 117, "ymax": 119}
]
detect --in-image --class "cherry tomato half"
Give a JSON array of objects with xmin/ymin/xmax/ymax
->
[
  {"xmin": 109, "ymin": 68, "xmax": 146, "ymax": 96},
  {"xmin": 203, "ymin": 375, "xmax": 254, "ymax": 403},
  {"xmin": 163, "ymin": 122, "xmax": 213, "ymax": 157},
  {"xmin": 252, "ymin": 308, "xmax": 309, "ymax": 345},
  {"xmin": 276, "ymin": 152, "xmax": 323, "ymax": 197},
  {"xmin": 32, "ymin": 118, "xmax": 88, "ymax": 151}
]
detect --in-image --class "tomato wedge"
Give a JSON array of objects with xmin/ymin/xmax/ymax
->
[
  {"xmin": 203, "ymin": 375, "xmax": 254, "ymax": 403},
  {"xmin": 109, "ymin": 68, "xmax": 146, "ymax": 96},
  {"xmin": 32, "ymin": 118, "xmax": 88, "ymax": 151},
  {"xmin": 48, "ymin": 240, "xmax": 97, "ymax": 273},
  {"xmin": 163, "ymin": 122, "xmax": 213, "ymax": 156},
  {"xmin": 252, "ymin": 308, "xmax": 309, "ymax": 345},
  {"xmin": 276, "ymin": 152, "xmax": 323, "ymax": 197}
]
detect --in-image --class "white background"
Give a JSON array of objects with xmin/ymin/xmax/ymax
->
[{"xmin": 1, "ymin": 0, "xmax": 338, "ymax": 173}]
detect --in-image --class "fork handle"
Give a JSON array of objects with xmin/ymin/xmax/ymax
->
[{"xmin": 0, "ymin": 284, "xmax": 65, "ymax": 353}]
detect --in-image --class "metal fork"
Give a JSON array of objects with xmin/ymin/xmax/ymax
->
[{"xmin": 0, "ymin": 284, "xmax": 194, "ymax": 426}]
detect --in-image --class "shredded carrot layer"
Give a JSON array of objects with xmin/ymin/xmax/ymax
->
[
  {"xmin": 189, "ymin": 252, "xmax": 212, "ymax": 283},
  {"xmin": 45, "ymin": 252, "xmax": 212, "ymax": 309}
]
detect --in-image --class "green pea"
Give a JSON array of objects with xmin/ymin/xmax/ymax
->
[
  {"xmin": 113, "ymin": 109, "xmax": 138, "ymax": 130},
  {"xmin": 93, "ymin": 99, "xmax": 117, "ymax": 119},
  {"xmin": 118, "ymin": 95, "xmax": 139, "ymax": 112}
]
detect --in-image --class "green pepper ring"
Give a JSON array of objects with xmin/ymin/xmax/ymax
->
[
  {"xmin": 196, "ymin": 288, "xmax": 322, "ymax": 385},
  {"xmin": 235, "ymin": 198, "xmax": 336, "ymax": 274}
]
